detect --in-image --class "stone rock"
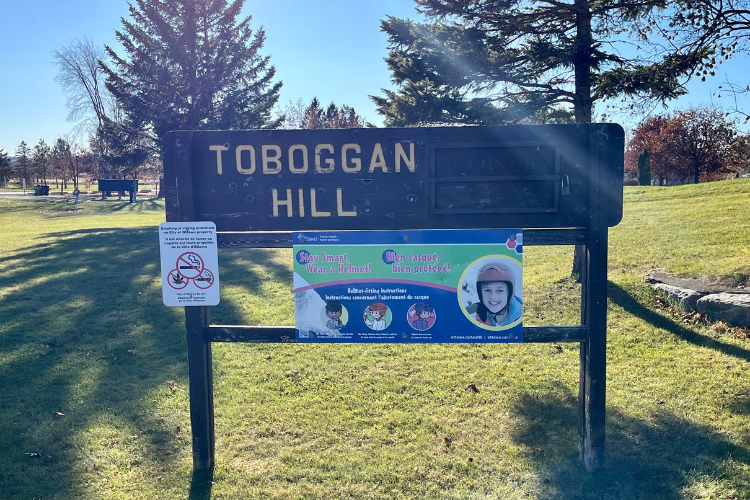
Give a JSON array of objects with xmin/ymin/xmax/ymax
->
[
  {"xmin": 696, "ymin": 293, "xmax": 750, "ymax": 327},
  {"xmin": 651, "ymin": 283, "xmax": 706, "ymax": 310},
  {"xmin": 646, "ymin": 271, "xmax": 727, "ymax": 294}
]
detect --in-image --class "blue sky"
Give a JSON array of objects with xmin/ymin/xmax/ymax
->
[{"xmin": 0, "ymin": 0, "xmax": 748, "ymax": 155}]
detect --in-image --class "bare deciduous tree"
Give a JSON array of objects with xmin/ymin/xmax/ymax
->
[
  {"xmin": 52, "ymin": 37, "xmax": 120, "ymax": 135},
  {"xmin": 280, "ymin": 98, "xmax": 368, "ymax": 129}
]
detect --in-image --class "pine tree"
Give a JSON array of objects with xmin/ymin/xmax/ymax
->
[
  {"xmin": 15, "ymin": 141, "xmax": 31, "ymax": 189},
  {"xmin": 376, "ymin": 0, "xmax": 709, "ymax": 279},
  {"xmin": 32, "ymin": 140, "xmax": 51, "ymax": 185},
  {"xmin": 637, "ymin": 149, "xmax": 651, "ymax": 186},
  {"xmin": 0, "ymin": 149, "xmax": 11, "ymax": 186},
  {"xmin": 373, "ymin": 0, "xmax": 708, "ymax": 126},
  {"xmin": 102, "ymin": 0, "xmax": 282, "ymax": 144}
]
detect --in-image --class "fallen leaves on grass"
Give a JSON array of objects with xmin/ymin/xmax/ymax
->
[
  {"xmin": 712, "ymin": 321, "xmax": 730, "ymax": 333},
  {"xmin": 654, "ymin": 295, "xmax": 749, "ymax": 339},
  {"xmin": 654, "ymin": 296, "xmax": 705, "ymax": 324}
]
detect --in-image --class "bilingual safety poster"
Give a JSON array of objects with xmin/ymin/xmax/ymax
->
[{"xmin": 293, "ymin": 230, "xmax": 522, "ymax": 343}]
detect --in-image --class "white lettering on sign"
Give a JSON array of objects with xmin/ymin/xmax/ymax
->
[
  {"xmin": 211, "ymin": 142, "xmax": 415, "ymax": 175},
  {"xmin": 395, "ymin": 143, "xmax": 415, "ymax": 172},
  {"xmin": 272, "ymin": 188, "xmax": 356, "ymax": 218},
  {"xmin": 209, "ymin": 145, "xmax": 228, "ymax": 174},
  {"xmin": 288, "ymin": 144, "xmax": 308, "ymax": 174},
  {"xmin": 342, "ymin": 144, "xmax": 361, "ymax": 173},
  {"xmin": 236, "ymin": 145, "xmax": 255, "ymax": 174},
  {"xmin": 262, "ymin": 145, "xmax": 282, "ymax": 173},
  {"xmin": 208, "ymin": 141, "xmax": 416, "ymax": 220},
  {"xmin": 315, "ymin": 144, "xmax": 335, "ymax": 173},
  {"xmin": 369, "ymin": 143, "xmax": 387, "ymax": 173}
]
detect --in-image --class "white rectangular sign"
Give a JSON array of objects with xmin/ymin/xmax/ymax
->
[{"xmin": 159, "ymin": 222, "xmax": 220, "ymax": 306}]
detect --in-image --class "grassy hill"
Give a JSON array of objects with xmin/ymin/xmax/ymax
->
[{"xmin": 0, "ymin": 180, "xmax": 748, "ymax": 500}]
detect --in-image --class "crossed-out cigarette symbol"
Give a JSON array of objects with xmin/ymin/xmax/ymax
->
[{"xmin": 168, "ymin": 252, "xmax": 215, "ymax": 289}]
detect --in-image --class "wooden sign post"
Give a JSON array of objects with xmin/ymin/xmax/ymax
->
[{"xmin": 163, "ymin": 124, "xmax": 624, "ymax": 471}]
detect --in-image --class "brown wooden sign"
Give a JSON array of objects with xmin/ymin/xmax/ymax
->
[
  {"xmin": 163, "ymin": 124, "xmax": 624, "ymax": 473},
  {"xmin": 165, "ymin": 125, "xmax": 623, "ymax": 231}
]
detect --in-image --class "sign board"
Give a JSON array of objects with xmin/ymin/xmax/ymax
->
[
  {"xmin": 159, "ymin": 222, "xmax": 220, "ymax": 306},
  {"xmin": 293, "ymin": 229, "xmax": 523, "ymax": 342},
  {"xmin": 162, "ymin": 124, "xmax": 625, "ymax": 471},
  {"xmin": 165, "ymin": 125, "xmax": 624, "ymax": 232}
]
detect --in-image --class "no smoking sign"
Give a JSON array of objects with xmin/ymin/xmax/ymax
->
[{"xmin": 159, "ymin": 222, "xmax": 220, "ymax": 306}]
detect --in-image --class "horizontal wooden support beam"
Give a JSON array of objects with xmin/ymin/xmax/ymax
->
[
  {"xmin": 207, "ymin": 325, "xmax": 586, "ymax": 343},
  {"xmin": 523, "ymin": 325, "xmax": 586, "ymax": 342},
  {"xmin": 217, "ymin": 228, "xmax": 588, "ymax": 249}
]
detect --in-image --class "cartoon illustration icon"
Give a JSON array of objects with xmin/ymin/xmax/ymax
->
[
  {"xmin": 324, "ymin": 301, "xmax": 345, "ymax": 330},
  {"xmin": 469, "ymin": 260, "xmax": 522, "ymax": 327},
  {"xmin": 408, "ymin": 302, "xmax": 436, "ymax": 331},
  {"xmin": 364, "ymin": 302, "xmax": 389, "ymax": 331}
]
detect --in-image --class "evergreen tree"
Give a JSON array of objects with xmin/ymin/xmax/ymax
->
[
  {"xmin": 637, "ymin": 149, "xmax": 651, "ymax": 186},
  {"xmin": 15, "ymin": 141, "xmax": 31, "ymax": 188},
  {"xmin": 32, "ymin": 140, "xmax": 51, "ymax": 185},
  {"xmin": 0, "ymin": 149, "xmax": 11, "ymax": 186},
  {"xmin": 102, "ymin": 0, "xmax": 282, "ymax": 145},
  {"xmin": 373, "ymin": 0, "xmax": 708, "ymax": 126},
  {"xmin": 375, "ymin": 0, "xmax": 710, "ymax": 280}
]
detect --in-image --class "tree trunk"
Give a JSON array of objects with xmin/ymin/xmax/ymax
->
[{"xmin": 571, "ymin": 0, "xmax": 593, "ymax": 280}]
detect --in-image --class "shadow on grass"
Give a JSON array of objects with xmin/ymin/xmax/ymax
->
[
  {"xmin": 607, "ymin": 281, "xmax": 750, "ymax": 363},
  {"xmin": 94, "ymin": 199, "xmax": 163, "ymax": 212},
  {"xmin": 0, "ymin": 226, "xmax": 290, "ymax": 499},
  {"xmin": 189, "ymin": 469, "xmax": 214, "ymax": 500},
  {"xmin": 510, "ymin": 389, "xmax": 750, "ymax": 499}
]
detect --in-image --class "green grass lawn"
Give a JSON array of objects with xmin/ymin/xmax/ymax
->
[{"xmin": 0, "ymin": 180, "xmax": 749, "ymax": 499}]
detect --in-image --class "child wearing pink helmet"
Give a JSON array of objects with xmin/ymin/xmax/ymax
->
[{"xmin": 472, "ymin": 260, "xmax": 522, "ymax": 327}]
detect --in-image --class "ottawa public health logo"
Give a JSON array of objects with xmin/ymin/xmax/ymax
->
[{"xmin": 168, "ymin": 252, "xmax": 215, "ymax": 290}]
